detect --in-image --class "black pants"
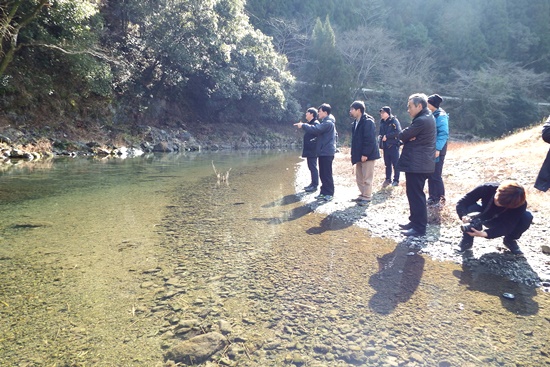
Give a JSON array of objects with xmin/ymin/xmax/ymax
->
[
  {"xmin": 428, "ymin": 154, "xmax": 446, "ymax": 200},
  {"xmin": 306, "ymin": 156, "xmax": 319, "ymax": 187},
  {"xmin": 318, "ymin": 155, "xmax": 334, "ymax": 196},
  {"xmin": 383, "ymin": 145, "xmax": 400, "ymax": 182},
  {"xmin": 461, "ymin": 203, "xmax": 533, "ymax": 241},
  {"xmin": 405, "ymin": 172, "xmax": 430, "ymax": 233}
]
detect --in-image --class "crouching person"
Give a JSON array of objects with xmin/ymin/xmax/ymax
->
[{"xmin": 456, "ymin": 181, "xmax": 533, "ymax": 255}]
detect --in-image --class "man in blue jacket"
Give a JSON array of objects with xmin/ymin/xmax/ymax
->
[
  {"xmin": 294, "ymin": 103, "xmax": 337, "ymax": 202},
  {"xmin": 398, "ymin": 93, "xmax": 436, "ymax": 236},
  {"xmin": 300, "ymin": 107, "xmax": 320, "ymax": 193},
  {"xmin": 427, "ymin": 94, "xmax": 449, "ymax": 206},
  {"xmin": 349, "ymin": 101, "xmax": 380, "ymax": 206}
]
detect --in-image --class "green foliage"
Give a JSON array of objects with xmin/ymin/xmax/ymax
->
[{"xmin": 105, "ymin": 0, "xmax": 298, "ymax": 124}]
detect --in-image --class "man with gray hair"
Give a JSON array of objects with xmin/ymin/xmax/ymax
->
[{"xmin": 397, "ymin": 93, "xmax": 436, "ymax": 236}]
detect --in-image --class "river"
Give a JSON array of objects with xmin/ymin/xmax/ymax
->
[{"xmin": 0, "ymin": 151, "xmax": 548, "ymax": 366}]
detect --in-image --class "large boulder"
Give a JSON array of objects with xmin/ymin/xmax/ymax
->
[{"xmin": 164, "ymin": 332, "xmax": 227, "ymax": 364}]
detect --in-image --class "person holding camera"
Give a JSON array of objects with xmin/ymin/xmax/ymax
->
[{"xmin": 456, "ymin": 181, "xmax": 533, "ymax": 255}]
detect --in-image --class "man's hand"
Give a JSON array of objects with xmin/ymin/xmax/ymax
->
[
  {"xmin": 361, "ymin": 156, "xmax": 367, "ymax": 162},
  {"xmin": 382, "ymin": 135, "xmax": 387, "ymax": 142},
  {"xmin": 294, "ymin": 122, "xmax": 303, "ymax": 129},
  {"xmin": 435, "ymin": 150, "xmax": 440, "ymax": 158},
  {"xmin": 467, "ymin": 228, "xmax": 488, "ymax": 238}
]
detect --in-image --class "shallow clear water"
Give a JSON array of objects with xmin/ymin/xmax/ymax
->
[{"xmin": 1, "ymin": 152, "xmax": 549, "ymax": 367}]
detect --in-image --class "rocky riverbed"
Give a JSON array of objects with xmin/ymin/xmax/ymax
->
[
  {"xmin": 2, "ymin": 133, "xmax": 549, "ymax": 367},
  {"xmin": 151, "ymin": 152, "xmax": 550, "ymax": 367}
]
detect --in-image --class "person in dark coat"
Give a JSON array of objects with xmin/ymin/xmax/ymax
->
[
  {"xmin": 378, "ymin": 106, "xmax": 402, "ymax": 187},
  {"xmin": 397, "ymin": 93, "xmax": 436, "ymax": 237},
  {"xmin": 294, "ymin": 103, "xmax": 337, "ymax": 202},
  {"xmin": 456, "ymin": 181, "xmax": 532, "ymax": 255},
  {"xmin": 535, "ymin": 116, "xmax": 550, "ymax": 192},
  {"xmin": 300, "ymin": 107, "xmax": 320, "ymax": 192},
  {"xmin": 349, "ymin": 100, "xmax": 381, "ymax": 206}
]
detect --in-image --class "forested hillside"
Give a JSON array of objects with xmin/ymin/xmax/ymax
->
[{"xmin": 1, "ymin": 0, "xmax": 549, "ymax": 141}]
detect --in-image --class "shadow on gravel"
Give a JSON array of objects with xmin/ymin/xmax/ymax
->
[
  {"xmin": 368, "ymin": 243, "xmax": 425, "ymax": 315},
  {"xmin": 453, "ymin": 254, "xmax": 539, "ymax": 316}
]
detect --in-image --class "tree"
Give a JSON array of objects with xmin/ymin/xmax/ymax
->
[
  {"xmin": 0, "ymin": 0, "xmax": 50, "ymax": 76},
  {"xmin": 452, "ymin": 60, "xmax": 549, "ymax": 136},
  {"xmin": 298, "ymin": 16, "xmax": 351, "ymax": 123},
  {"xmin": 1, "ymin": 1, "xmax": 106, "ymax": 78},
  {"xmin": 102, "ymin": 0, "xmax": 299, "ymax": 125}
]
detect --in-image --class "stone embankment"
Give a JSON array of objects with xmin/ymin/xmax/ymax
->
[{"xmin": 0, "ymin": 124, "xmax": 300, "ymax": 165}]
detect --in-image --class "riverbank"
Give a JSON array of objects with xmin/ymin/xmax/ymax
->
[
  {"xmin": 0, "ymin": 121, "xmax": 301, "ymax": 163},
  {"xmin": 294, "ymin": 126, "xmax": 550, "ymax": 288}
]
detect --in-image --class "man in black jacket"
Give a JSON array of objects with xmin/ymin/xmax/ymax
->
[
  {"xmin": 294, "ymin": 103, "xmax": 337, "ymax": 202},
  {"xmin": 301, "ymin": 107, "xmax": 320, "ymax": 193},
  {"xmin": 349, "ymin": 101, "xmax": 380, "ymax": 206},
  {"xmin": 398, "ymin": 93, "xmax": 436, "ymax": 236},
  {"xmin": 456, "ymin": 181, "xmax": 532, "ymax": 255},
  {"xmin": 535, "ymin": 116, "xmax": 550, "ymax": 192},
  {"xmin": 378, "ymin": 106, "xmax": 402, "ymax": 187}
]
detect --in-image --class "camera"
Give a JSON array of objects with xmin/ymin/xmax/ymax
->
[{"xmin": 460, "ymin": 217, "xmax": 484, "ymax": 233}]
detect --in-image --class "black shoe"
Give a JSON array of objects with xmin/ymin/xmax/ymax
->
[
  {"xmin": 382, "ymin": 179, "xmax": 391, "ymax": 188},
  {"xmin": 398, "ymin": 222, "xmax": 413, "ymax": 230},
  {"xmin": 391, "ymin": 181, "xmax": 399, "ymax": 187},
  {"xmin": 304, "ymin": 186, "xmax": 317, "ymax": 193},
  {"xmin": 427, "ymin": 198, "xmax": 439, "ymax": 206},
  {"xmin": 458, "ymin": 237, "xmax": 474, "ymax": 252},
  {"xmin": 503, "ymin": 237, "xmax": 523, "ymax": 255},
  {"xmin": 401, "ymin": 228, "xmax": 425, "ymax": 237}
]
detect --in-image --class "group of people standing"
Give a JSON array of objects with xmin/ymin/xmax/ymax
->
[
  {"xmin": 294, "ymin": 93, "xmax": 449, "ymax": 221},
  {"xmin": 295, "ymin": 92, "xmax": 540, "ymax": 256}
]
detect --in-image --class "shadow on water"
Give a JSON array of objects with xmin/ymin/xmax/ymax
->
[
  {"xmin": 368, "ymin": 242, "xmax": 425, "ymax": 315},
  {"xmin": 453, "ymin": 252, "xmax": 539, "ymax": 316},
  {"xmin": 261, "ymin": 194, "xmax": 301, "ymax": 208}
]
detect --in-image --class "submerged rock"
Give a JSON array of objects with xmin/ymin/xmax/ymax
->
[{"xmin": 165, "ymin": 332, "xmax": 227, "ymax": 364}]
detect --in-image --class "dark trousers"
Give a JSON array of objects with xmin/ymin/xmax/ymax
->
[
  {"xmin": 462, "ymin": 203, "xmax": 533, "ymax": 240},
  {"xmin": 306, "ymin": 156, "xmax": 319, "ymax": 187},
  {"xmin": 405, "ymin": 172, "xmax": 430, "ymax": 232},
  {"xmin": 383, "ymin": 146, "xmax": 400, "ymax": 182},
  {"xmin": 428, "ymin": 154, "xmax": 445, "ymax": 200},
  {"xmin": 318, "ymin": 155, "xmax": 334, "ymax": 196}
]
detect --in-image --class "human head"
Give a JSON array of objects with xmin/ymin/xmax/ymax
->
[
  {"xmin": 349, "ymin": 101, "xmax": 365, "ymax": 119},
  {"xmin": 427, "ymin": 94, "xmax": 443, "ymax": 112},
  {"xmin": 380, "ymin": 106, "xmax": 391, "ymax": 120},
  {"xmin": 305, "ymin": 107, "xmax": 317, "ymax": 122},
  {"xmin": 407, "ymin": 93, "xmax": 428, "ymax": 118},
  {"xmin": 318, "ymin": 103, "xmax": 331, "ymax": 119},
  {"xmin": 494, "ymin": 180, "xmax": 526, "ymax": 208}
]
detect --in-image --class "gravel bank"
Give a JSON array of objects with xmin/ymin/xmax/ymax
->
[{"xmin": 294, "ymin": 148, "xmax": 550, "ymax": 289}]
